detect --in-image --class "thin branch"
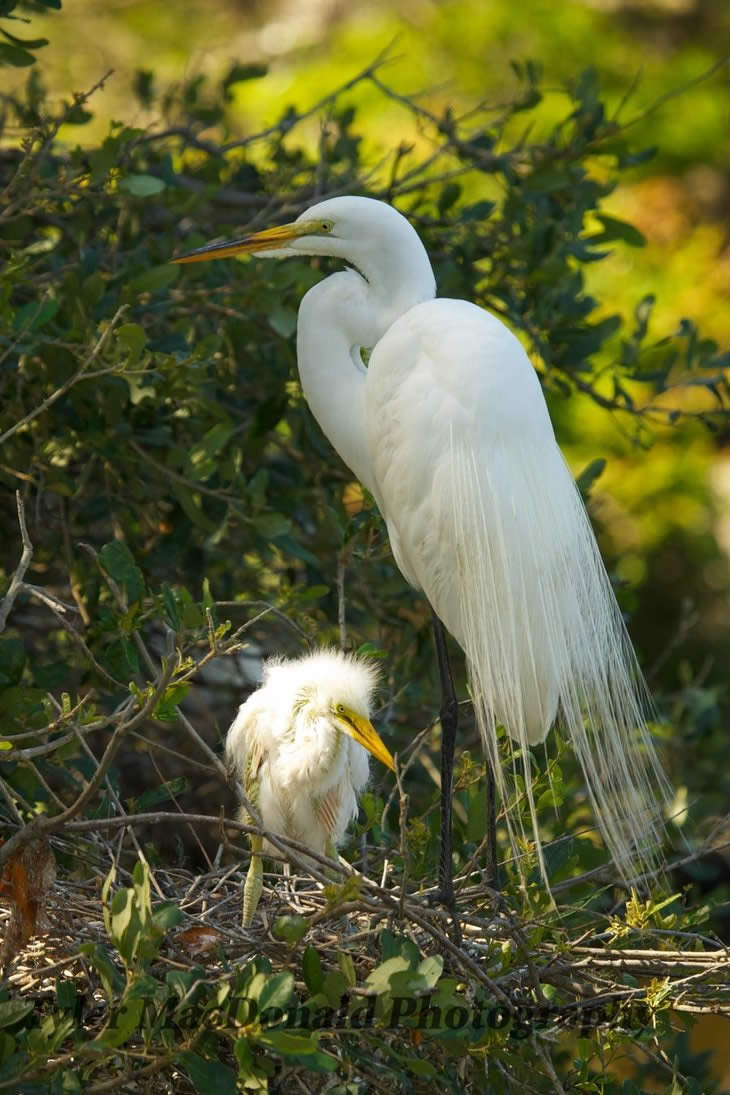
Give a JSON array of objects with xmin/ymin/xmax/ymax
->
[{"xmin": 0, "ymin": 492, "xmax": 32, "ymax": 632}]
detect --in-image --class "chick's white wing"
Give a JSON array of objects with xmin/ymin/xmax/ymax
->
[{"xmin": 225, "ymin": 692, "xmax": 272, "ymax": 782}]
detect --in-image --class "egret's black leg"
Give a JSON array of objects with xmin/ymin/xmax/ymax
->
[
  {"xmin": 432, "ymin": 614, "xmax": 500, "ymax": 898},
  {"xmin": 485, "ymin": 745, "xmax": 498, "ymax": 891},
  {"xmin": 431, "ymin": 612, "xmax": 459, "ymax": 921}
]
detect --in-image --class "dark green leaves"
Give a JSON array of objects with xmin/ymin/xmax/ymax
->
[
  {"xmin": 591, "ymin": 213, "xmax": 646, "ymax": 248},
  {"xmin": 130, "ymin": 264, "xmax": 180, "ymax": 293},
  {"xmin": 0, "ymin": 639, "xmax": 25, "ymax": 688},
  {"xmin": 575, "ymin": 458, "xmax": 606, "ymax": 500},
  {"xmin": 0, "ymin": 42, "xmax": 35, "ymax": 66},
  {"xmin": 302, "ymin": 946, "xmax": 324, "ymax": 995},
  {"xmin": 0, "ymin": 2, "xmax": 54, "ymax": 65},
  {"xmin": 99, "ymin": 541, "xmax": 144, "ymax": 606},
  {"xmin": 0, "ymin": 1001, "xmax": 34, "ymax": 1028},
  {"xmin": 179, "ymin": 1053, "xmax": 237, "ymax": 1095}
]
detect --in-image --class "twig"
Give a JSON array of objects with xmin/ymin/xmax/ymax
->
[{"xmin": 0, "ymin": 492, "xmax": 32, "ymax": 632}]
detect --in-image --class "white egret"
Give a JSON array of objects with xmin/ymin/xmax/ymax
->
[
  {"xmin": 225, "ymin": 648, "xmax": 394, "ymax": 925},
  {"xmin": 174, "ymin": 196, "xmax": 670, "ymax": 906}
]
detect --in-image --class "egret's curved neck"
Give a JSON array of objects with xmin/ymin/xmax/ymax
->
[{"xmin": 296, "ymin": 247, "xmax": 435, "ymax": 492}]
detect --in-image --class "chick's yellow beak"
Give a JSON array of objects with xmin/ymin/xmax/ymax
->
[
  {"xmin": 171, "ymin": 221, "xmax": 305, "ymax": 264},
  {"xmin": 337, "ymin": 707, "xmax": 395, "ymax": 773}
]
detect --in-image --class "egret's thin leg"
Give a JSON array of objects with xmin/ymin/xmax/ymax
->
[
  {"xmin": 432, "ymin": 612, "xmax": 499, "ymax": 898},
  {"xmin": 242, "ymin": 834, "xmax": 263, "ymax": 927},
  {"xmin": 431, "ymin": 612, "xmax": 459, "ymax": 915},
  {"xmin": 485, "ymin": 746, "xmax": 498, "ymax": 891}
]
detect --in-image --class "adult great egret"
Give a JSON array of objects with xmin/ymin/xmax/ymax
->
[
  {"xmin": 174, "ymin": 196, "xmax": 670, "ymax": 905},
  {"xmin": 226, "ymin": 648, "xmax": 394, "ymax": 925}
]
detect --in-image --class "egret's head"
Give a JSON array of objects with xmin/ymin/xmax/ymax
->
[
  {"xmin": 270, "ymin": 648, "xmax": 395, "ymax": 773},
  {"xmin": 170, "ymin": 196, "xmax": 434, "ymax": 299}
]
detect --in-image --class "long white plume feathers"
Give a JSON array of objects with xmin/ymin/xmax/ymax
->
[{"xmin": 446, "ymin": 434, "xmax": 671, "ymax": 883}]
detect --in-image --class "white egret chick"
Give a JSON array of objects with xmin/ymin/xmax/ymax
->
[
  {"xmin": 225, "ymin": 648, "xmax": 394, "ymax": 925},
  {"xmin": 175, "ymin": 195, "xmax": 671, "ymax": 908}
]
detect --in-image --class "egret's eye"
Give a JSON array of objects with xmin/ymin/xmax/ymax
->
[
  {"xmin": 336, "ymin": 703, "xmax": 345, "ymax": 714},
  {"xmin": 319, "ymin": 220, "xmax": 334, "ymax": 233}
]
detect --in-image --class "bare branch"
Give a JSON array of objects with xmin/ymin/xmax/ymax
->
[{"xmin": 0, "ymin": 492, "xmax": 32, "ymax": 632}]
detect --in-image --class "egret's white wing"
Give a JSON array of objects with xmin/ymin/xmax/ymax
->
[
  {"xmin": 366, "ymin": 297, "xmax": 669, "ymax": 878},
  {"xmin": 366, "ymin": 297, "xmax": 561, "ymax": 743}
]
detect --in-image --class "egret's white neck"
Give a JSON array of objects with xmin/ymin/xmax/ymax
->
[{"xmin": 295, "ymin": 248, "xmax": 435, "ymax": 492}]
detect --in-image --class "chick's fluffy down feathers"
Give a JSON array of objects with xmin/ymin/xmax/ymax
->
[{"xmin": 225, "ymin": 650, "xmax": 379, "ymax": 860}]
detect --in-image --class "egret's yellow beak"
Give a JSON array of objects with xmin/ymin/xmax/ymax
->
[
  {"xmin": 337, "ymin": 707, "xmax": 395, "ymax": 773},
  {"xmin": 171, "ymin": 221, "xmax": 307, "ymax": 264}
]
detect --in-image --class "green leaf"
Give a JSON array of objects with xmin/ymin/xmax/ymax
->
[
  {"xmin": 0, "ymin": 638, "xmax": 25, "ymax": 688},
  {"xmin": 461, "ymin": 200, "xmax": 495, "ymax": 222},
  {"xmin": 131, "ymin": 263, "xmax": 180, "ymax": 293},
  {"xmin": 0, "ymin": 27, "xmax": 48, "ymax": 49},
  {"xmin": 438, "ymin": 182, "xmax": 461, "ymax": 214},
  {"xmin": 321, "ymin": 970, "xmax": 347, "ymax": 1008},
  {"xmin": 592, "ymin": 213, "xmax": 646, "ymax": 248},
  {"xmin": 117, "ymin": 322, "xmax": 147, "ymax": 361},
  {"xmin": 78, "ymin": 944, "xmax": 124, "ymax": 1000},
  {"xmin": 296, "ymin": 584, "xmax": 329, "ymax": 602},
  {"xmin": 153, "ymin": 682, "xmax": 189, "ymax": 722},
  {"xmin": 179, "ymin": 1053, "xmax": 237, "ymax": 1095},
  {"xmin": 223, "ymin": 62, "xmax": 268, "ymax": 93},
  {"xmin": 302, "ymin": 946, "xmax": 324, "ymax": 994},
  {"xmin": 252, "ymin": 513, "xmax": 292, "ymax": 540},
  {"xmin": 354, "ymin": 642, "xmax": 386, "ymax": 659},
  {"xmin": 119, "ymin": 173, "xmax": 166, "ymax": 197},
  {"xmin": 272, "ymin": 915, "xmax": 308, "ymax": 945},
  {"xmin": 575, "ymin": 458, "xmax": 606, "ymax": 499},
  {"xmin": 0, "ymin": 42, "xmax": 35, "ymax": 66},
  {"xmin": 135, "ymin": 777, "xmax": 187, "ymax": 811},
  {"xmin": 255, "ymin": 1030, "xmax": 320, "ymax": 1057},
  {"xmin": 99, "ymin": 540, "xmax": 145, "ymax": 604},
  {"xmin": 98, "ymin": 997, "xmax": 145, "ymax": 1047},
  {"xmin": 110, "ymin": 887, "xmax": 136, "ymax": 957},
  {"xmin": 267, "ymin": 304, "xmax": 297, "ymax": 338},
  {"xmin": 417, "ymin": 954, "xmax": 444, "ymax": 988},
  {"xmin": 365, "ymin": 957, "xmax": 413, "ymax": 994},
  {"xmin": 337, "ymin": 951, "xmax": 356, "ymax": 988},
  {"xmin": 187, "ymin": 422, "xmax": 235, "ymax": 481},
  {"xmin": 13, "ymin": 297, "xmax": 60, "ymax": 331},
  {"xmin": 160, "ymin": 583, "xmax": 181, "ymax": 629},
  {"xmin": 151, "ymin": 901, "xmax": 183, "ymax": 933},
  {"xmin": 257, "ymin": 972, "xmax": 294, "ymax": 1014},
  {"xmin": 537, "ymin": 786, "xmax": 564, "ymax": 810},
  {"xmin": 0, "ymin": 1001, "xmax": 34, "ymax": 1028},
  {"xmin": 55, "ymin": 980, "xmax": 77, "ymax": 1012}
]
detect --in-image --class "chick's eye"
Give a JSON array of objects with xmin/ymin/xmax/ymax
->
[
  {"xmin": 336, "ymin": 703, "xmax": 345, "ymax": 714},
  {"xmin": 320, "ymin": 220, "xmax": 334, "ymax": 233}
]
